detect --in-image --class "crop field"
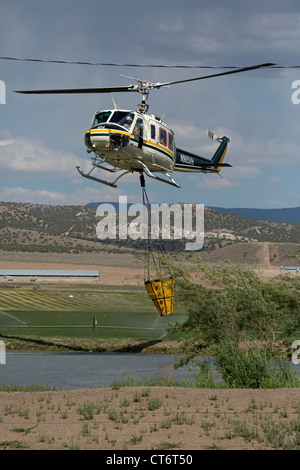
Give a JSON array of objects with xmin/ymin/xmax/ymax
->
[{"xmin": 0, "ymin": 287, "xmax": 186, "ymax": 341}]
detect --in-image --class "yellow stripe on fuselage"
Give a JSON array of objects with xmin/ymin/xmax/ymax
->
[
  {"xmin": 88, "ymin": 129, "xmax": 175, "ymax": 160},
  {"xmin": 144, "ymin": 140, "xmax": 175, "ymax": 160},
  {"xmin": 89, "ymin": 129, "xmax": 132, "ymax": 137}
]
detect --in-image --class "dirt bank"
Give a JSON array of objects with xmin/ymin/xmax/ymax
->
[{"xmin": 0, "ymin": 386, "xmax": 299, "ymax": 450}]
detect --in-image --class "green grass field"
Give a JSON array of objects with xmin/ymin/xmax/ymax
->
[{"xmin": 0, "ymin": 287, "xmax": 187, "ymax": 341}]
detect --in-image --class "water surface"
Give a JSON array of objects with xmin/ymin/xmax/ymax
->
[{"xmin": 0, "ymin": 351, "xmax": 196, "ymax": 389}]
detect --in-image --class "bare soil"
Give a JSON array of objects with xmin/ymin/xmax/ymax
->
[
  {"xmin": 0, "ymin": 252, "xmax": 145, "ymax": 285},
  {"xmin": 0, "ymin": 249, "xmax": 286, "ymax": 285},
  {"xmin": 0, "ymin": 387, "xmax": 299, "ymax": 450}
]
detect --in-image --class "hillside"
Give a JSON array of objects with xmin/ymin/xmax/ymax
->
[
  {"xmin": 204, "ymin": 207, "xmax": 300, "ymax": 243},
  {"xmin": 88, "ymin": 202, "xmax": 300, "ymax": 224},
  {"xmin": 0, "ymin": 201, "xmax": 299, "ymax": 266},
  {"xmin": 209, "ymin": 206, "xmax": 300, "ymax": 223}
]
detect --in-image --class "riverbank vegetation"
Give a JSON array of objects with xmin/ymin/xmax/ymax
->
[{"xmin": 159, "ymin": 259, "xmax": 300, "ymax": 388}]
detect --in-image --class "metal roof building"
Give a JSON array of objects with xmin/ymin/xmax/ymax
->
[{"xmin": 0, "ymin": 269, "xmax": 100, "ymax": 280}]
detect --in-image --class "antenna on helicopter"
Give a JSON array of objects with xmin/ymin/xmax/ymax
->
[{"xmin": 111, "ymin": 96, "xmax": 119, "ymax": 110}]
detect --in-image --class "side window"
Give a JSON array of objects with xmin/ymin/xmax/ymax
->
[
  {"xmin": 159, "ymin": 128, "xmax": 167, "ymax": 146},
  {"xmin": 151, "ymin": 124, "xmax": 156, "ymax": 140},
  {"xmin": 168, "ymin": 133, "xmax": 174, "ymax": 151}
]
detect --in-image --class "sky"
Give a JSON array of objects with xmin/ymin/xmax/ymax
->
[{"xmin": 0, "ymin": 0, "xmax": 300, "ymax": 209}]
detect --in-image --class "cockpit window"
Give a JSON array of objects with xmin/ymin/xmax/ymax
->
[
  {"xmin": 110, "ymin": 111, "xmax": 135, "ymax": 129},
  {"xmin": 92, "ymin": 111, "xmax": 111, "ymax": 127},
  {"xmin": 91, "ymin": 111, "xmax": 135, "ymax": 130}
]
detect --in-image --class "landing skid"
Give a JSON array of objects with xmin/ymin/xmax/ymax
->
[
  {"xmin": 76, "ymin": 166, "xmax": 130, "ymax": 188},
  {"xmin": 151, "ymin": 173, "xmax": 181, "ymax": 188},
  {"xmin": 137, "ymin": 161, "xmax": 181, "ymax": 188},
  {"xmin": 76, "ymin": 161, "xmax": 181, "ymax": 188}
]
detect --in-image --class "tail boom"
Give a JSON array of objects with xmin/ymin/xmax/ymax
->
[{"xmin": 174, "ymin": 131, "xmax": 231, "ymax": 173}]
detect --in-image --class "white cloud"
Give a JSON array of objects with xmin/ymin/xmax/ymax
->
[
  {"xmin": 169, "ymin": 122, "xmax": 228, "ymax": 156},
  {"xmin": 231, "ymin": 138, "xmax": 300, "ymax": 167},
  {"xmin": 196, "ymin": 164, "xmax": 261, "ymax": 190},
  {"xmin": 197, "ymin": 177, "xmax": 240, "ymax": 190},
  {"xmin": 250, "ymin": 13, "xmax": 300, "ymax": 44},
  {"xmin": 170, "ymin": 120, "xmax": 300, "ymax": 171},
  {"xmin": 264, "ymin": 199, "xmax": 286, "ymax": 207},
  {"xmin": 0, "ymin": 136, "xmax": 87, "ymax": 177},
  {"xmin": 268, "ymin": 175, "xmax": 281, "ymax": 182},
  {"xmin": 0, "ymin": 184, "xmax": 141, "ymax": 206},
  {"xmin": 222, "ymin": 165, "xmax": 261, "ymax": 180},
  {"xmin": 0, "ymin": 186, "xmax": 67, "ymax": 205},
  {"xmin": 0, "ymin": 139, "xmax": 14, "ymax": 146}
]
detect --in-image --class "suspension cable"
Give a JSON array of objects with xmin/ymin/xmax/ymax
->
[{"xmin": 139, "ymin": 172, "xmax": 165, "ymax": 281}]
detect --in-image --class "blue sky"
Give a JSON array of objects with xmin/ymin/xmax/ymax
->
[{"xmin": 0, "ymin": 0, "xmax": 300, "ymax": 208}]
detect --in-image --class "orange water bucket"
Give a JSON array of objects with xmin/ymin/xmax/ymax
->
[{"xmin": 144, "ymin": 279, "xmax": 175, "ymax": 316}]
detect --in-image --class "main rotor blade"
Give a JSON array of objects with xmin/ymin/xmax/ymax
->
[
  {"xmin": 15, "ymin": 62, "xmax": 278, "ymax": 95},
  {"xmin": 152, "ymin": 62, "xmax": 278, "ymax": 88},
  {"xmin": 15, "ymin": 85, "xmax": 139, "ymax": 94}
]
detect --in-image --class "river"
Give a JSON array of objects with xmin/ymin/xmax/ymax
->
[
  {"xmin": 0, "ymin": 351, "xmax": 299, "ymax": 390},
  {"xmin": 0, "ymin": 351, "xmax": 198, "ymax": 389}
]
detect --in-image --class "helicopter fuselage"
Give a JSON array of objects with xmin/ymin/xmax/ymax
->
[{"xmin": 84, "ymin": 109, "xmax": 175, "ymax": 174}]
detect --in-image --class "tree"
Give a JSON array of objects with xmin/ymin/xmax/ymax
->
[{"xmin": 164, "ymin": 258, "xmax": 300, "ymax": 367}]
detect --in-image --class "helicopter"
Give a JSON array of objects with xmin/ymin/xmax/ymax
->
[{"xmin": 16, "ymin": 62, "xmax": 277, "ymax": 189}]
